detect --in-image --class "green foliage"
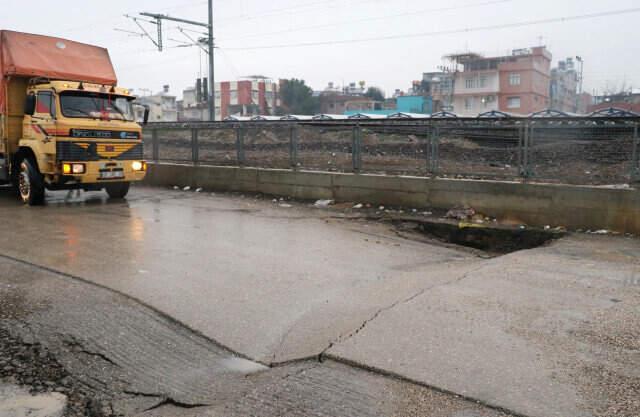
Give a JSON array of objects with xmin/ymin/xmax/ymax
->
[
  {"xmin": 364, "ymin": 86, "xmax": 385, "ymax": 102},
  {"xmin": 279, "ymin": 79, "xmax": 320, "ymax": 115}
]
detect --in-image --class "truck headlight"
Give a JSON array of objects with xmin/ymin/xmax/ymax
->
[
  {"xmin": 132, "ymin": 161, "xmax": 146, "ymax": 171},
  {"xmin": 63, "ymin": 163, "xmax": 86, "ymax": 174}
]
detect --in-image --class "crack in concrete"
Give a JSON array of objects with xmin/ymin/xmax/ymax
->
[
  {"xmin": 62, "ymin": 335, "xmax": 120, "ymax": 368},
  {"xmin": 278, "ymin": 362, "xmax": 322, "ymax": 382},
  {"xmin": 320, "ymin": 264, "xmax": 487, "ymax": 357},
  {"xmin": 124, "ymin": 389, "xmax": 210, "ymax": 411}
]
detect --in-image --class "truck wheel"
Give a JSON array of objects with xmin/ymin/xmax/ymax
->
[
  {"xmin": 105, "ymin": 182, "xmax": 130, "ymax": 199},
  {"xmin": 17, "ymin": 157, "xmax": 45, "ymax": 206}
]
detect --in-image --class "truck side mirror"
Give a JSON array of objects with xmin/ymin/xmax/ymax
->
[
  {"xmin": 25, "ymin": 94, "xmax": 36, "ymax": 116},
  {"xmin": 143, "ymin": 105, "xmax": 150, "ymax": 125}
]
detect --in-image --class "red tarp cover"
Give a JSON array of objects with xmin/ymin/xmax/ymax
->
[{"xmin": 0, "ymin": 30, "xmax": 117, "ymax": 113}]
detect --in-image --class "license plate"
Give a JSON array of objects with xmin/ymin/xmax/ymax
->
[{"xmin": 99, "ymin": 170, "xmax": 124, "ymax": 180}]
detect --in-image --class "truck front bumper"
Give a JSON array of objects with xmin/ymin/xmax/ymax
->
[{"xmin": 57, "ymin": 160, "xmax": 147, "ymax": 184}]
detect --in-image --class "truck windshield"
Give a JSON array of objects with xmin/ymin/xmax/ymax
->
[{"xmin": 60, "ymin": 91, "xmax": 135, "ymax": 121}]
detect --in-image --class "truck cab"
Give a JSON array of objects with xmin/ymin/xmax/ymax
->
[{"xmin": 13, "ymin": 80, "xmax": 148, "ymax": 204}]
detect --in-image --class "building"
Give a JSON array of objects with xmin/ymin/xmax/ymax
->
[
  {"xmin": 318, "ymin": 81, "xmax": 382, "ymax": 114},
  {"xmin": 442, "ymin": 47, "xmax": 552, "ymax": 116},
  {"xmin": 588, "ymin": 91, "xmax": 640, "ymax": 114},
  {"xmin": 135, "ymin": 85, "xmax": 178, "ymax": 122},
  {"xmin": 320, "ymin": 94, "xmax": 378, "ymax": 114},
  {"xmin": 179, "ymin": 83, "xmax": 209, "ymax": 121},
  {"xmin": 419, "ymin": 72, "xmax": 455, "ymax": 112},
  {"xmin": 216, "ymin": 78, "xmax": 280, "ymax": 120},
  {"xmin": 550, "ymin": 58, "xmax": 579, "ymax": 113},
  {"xmin": 396, "ymin": 96, "xmax": 432, "ymax": 114},
  {"xmin": 177, "ymin": 77, "xmax": 280, "ymax": 121}
]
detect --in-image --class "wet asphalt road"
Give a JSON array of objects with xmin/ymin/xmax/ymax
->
[{"xmin": 0, "ymin": 185, "xmax": 638, "ymax": 417}]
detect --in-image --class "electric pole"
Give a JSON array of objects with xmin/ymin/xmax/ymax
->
[
  {"xmin": 129, "ymin": 1, "xmax": 216, "ymax": 120},
  {"xmin": 207, "ymin": 0, "xmax": 215, "ymax": 121},
  {"xmin": 575, "ymin": 56, "xmax": 584, "ymax": 113}
]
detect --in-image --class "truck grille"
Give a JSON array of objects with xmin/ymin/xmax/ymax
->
[{"xmin": 56, "ymin": 142, "xmax": 143, "ymax": 161}]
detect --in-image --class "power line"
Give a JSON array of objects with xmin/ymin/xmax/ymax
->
[
  {"xmin": 223, "ymin": 7, "xmax": 640, "ymax": 51},
  {"xmin": 59, "ymin": 0, "xmax": 208, "ymax": 34},
  {"xmin": 217, "ymin": 0, "xmax": 513, "ymax": 42},
  {"xmin": 214, "ymin": 0, "xmax": 381, "ymax": 27}
]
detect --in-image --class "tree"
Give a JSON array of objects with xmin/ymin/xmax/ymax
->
[
  {"xmin": 364, "ymin": 86, "xmax": 385, "ymax": 102},
  {"xmin": 279, "ymin": 79, "xmax": 320, "ymax": 115}
]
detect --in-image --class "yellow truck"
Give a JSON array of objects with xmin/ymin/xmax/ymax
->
[{"xmin": 0, "ymin": 30, "xmax": 148, "ymax": 205}]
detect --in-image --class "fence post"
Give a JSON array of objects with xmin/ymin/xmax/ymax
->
[
  {"xmin": 352, "ymin": 125, "xmax": 362, "ymax": 172},
  {"xmin": 236, "ymin": 126, "xmax": 245, "ymax": 165},
  {"xmin": 151, "ymin": 129, "xmax": 159, "ymax": 162},
  {"xmin": 520, "ymin": 122, "xmax": 532, "ymax": 180},
  {"xmin": 517, "ymin": 124, "xmax": 524, "ymax": 176},
  {"xmin": 632, "ymin": 123, "xmax": 640, "ymax": 183},
  {"xmin": 429, "ymin": 125, "xmax": 439, "ymax": 174},
  {"xmin": 191, "ymin": 128, "xmax": 199, "ymax": 164},
  {"xmin": 289, "ymin": 125, "xmax": 298, "ymax": 169}
]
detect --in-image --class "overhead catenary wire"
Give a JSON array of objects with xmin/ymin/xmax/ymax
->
[
  {"xmin": 217, "ymin": 0, "xmax": 514, "ymax": 42},
  {"xmin": 222, "ymin": 7, "xmax": 640, "ymax": 51},
  {"xmin": 213, "ymin": 0, "xmax": 397, "ymax": 28}
]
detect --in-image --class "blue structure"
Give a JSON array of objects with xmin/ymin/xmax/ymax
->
[
  {"xmin": 397, "ymin": 96, "xmax": 432, "ymax": 114},
  {"xmin": 343, "ymin": 95, "xmax": 433, "ymax": 116}
]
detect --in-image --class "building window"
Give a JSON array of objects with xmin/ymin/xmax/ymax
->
[
  {"xmin": 465, "ymin": 78, "xmax": 475, "ymax": 89},
  {"xmin": 230, "ymin": 91, "xmax": 238, "ymax": 100},
  {"xmin": 479, "ymin": 75, "xmax": 487, "ymax": 88},
  {"xmin": 509, "ymin": 73, "xmax": 521, "ymax": 86},
  {"xmin": 464, "ymin": 97, "xmax": 473, "ymax": 110},
  {"xmin": 507, "ymin": 96, "xmax": 521, "ymax": 109}
]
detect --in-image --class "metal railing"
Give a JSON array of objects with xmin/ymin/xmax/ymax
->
[{"xmin": 143, "ymin": 116, "xmax": 640, "ymax": 186}]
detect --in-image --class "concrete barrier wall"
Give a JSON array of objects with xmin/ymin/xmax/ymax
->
[{"xmin": 145, "ymin": 163, "xmax": 640, "ymax": 234}]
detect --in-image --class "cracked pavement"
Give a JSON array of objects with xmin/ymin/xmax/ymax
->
[{"xmin": 0, "ymin": 186, "xmax": 638, "ymax": 417}]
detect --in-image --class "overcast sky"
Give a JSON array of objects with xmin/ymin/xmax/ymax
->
[{"xmin": 2, "ymin": 0, "xmax": 639, "ymax": 99}]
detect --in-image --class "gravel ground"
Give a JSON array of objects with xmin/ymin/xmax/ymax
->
[{"xmin": 0, "ymin": 326, "xmax": 116, "ymax": 417}]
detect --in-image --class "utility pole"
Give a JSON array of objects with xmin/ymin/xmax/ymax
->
[
  {"xmin": 207, "ymin": 0, "xmax": 215, "ymax": 121},
  {"xmin": 130, "ymin": 2, "xmax": 216, "ymax": 120},
  {"xmin": 575, "ymin": 56, "xmax": 584, "ymax": 113}
]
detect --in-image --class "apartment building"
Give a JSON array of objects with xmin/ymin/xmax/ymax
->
[
  {"xmin": 135, "ymin": 85, "xmax": 178, "ymax": 122},
  {"xmin": 448, "ymin": 47, "xmax": 552, "ymax": 116},
  {"xmin": 177, "ymin": 78, "xmax": 280, "ymax": 121},
  {"xmin": 550, "ymin": 58, "xmax": 579, "ymax": 113},
  {"xmin": 216, "ymin": 78, "xmax": 280, "ymax": 120}
]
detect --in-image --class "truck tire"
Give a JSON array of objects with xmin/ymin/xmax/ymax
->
[
  {"xmin": 17, "ymin": 157, "xmax": 45, "ymax": 206},
  {"xmin": 105, "ymin": 182, "xmax": 130, "ymax": 199}
]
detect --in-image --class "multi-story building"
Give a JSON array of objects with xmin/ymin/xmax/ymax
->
[
  {"xmin": 216, "ymin": 78, "xmax": 280, "ymax": 120},
  {"xmin": 177, "ymin": 78, "xmax": 280, "ymax": 121},
  {"xmin": 135, "ymin": 85, "xmax": 178, "ymax": 122},
  {"xmin": 550, "ymin": 58, "xmax": 579, "ymax": 113},
  {"xmin": 420, "ymin": 72, "xmax": 455, "ymax": 112},
  {"xmin": 445, "ymin": 47, "xmax": 552, "ymax": 116}
]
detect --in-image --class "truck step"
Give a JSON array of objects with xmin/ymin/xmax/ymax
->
[{"xmin": 0, "ymin": 158, "xmax": 8, "ymax": 182}]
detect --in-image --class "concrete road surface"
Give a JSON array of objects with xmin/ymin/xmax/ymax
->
[{"xmin": 0, "ymin": 185, "xmax": 638, "ymax": 417}]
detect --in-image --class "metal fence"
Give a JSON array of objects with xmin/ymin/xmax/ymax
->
[{"xmin": 143, "ymin": 116, "xmax": 640, "ymax": 186}]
